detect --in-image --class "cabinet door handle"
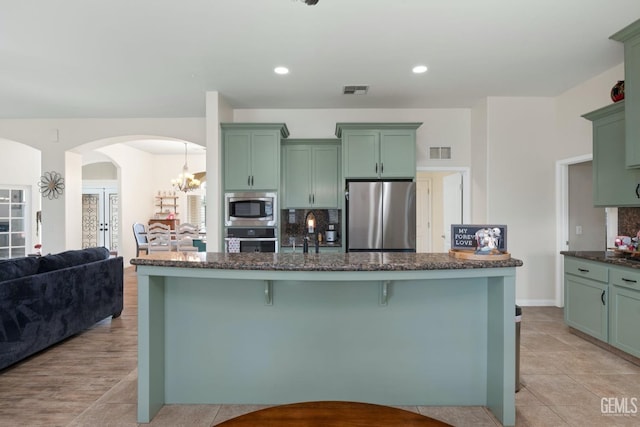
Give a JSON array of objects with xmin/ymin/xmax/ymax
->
[
  {"xmin": 622, "ymin": 278, "xmax": 638, "ymax": 283},
  {"xmin": 312, "ymin": 194, "xmax": 315, "ymax": 204},
  {"xmin": 636, "ymin": 183, "xmax": 640, "ymax": 198},
  {"xmin": 601, "ymin": 290, "xmax": 606, "ymax": 306},
  {"xmin": 375, "ymin": 163, "xmax": 378, "ymax": 174},
  {"xmin": 251, "ymin": 176, "xmax": 254, "ymax": 186},
  {"xmin": 381, "ymin": 162, "xmax": 384, "ymax": 173},
  {"xmin": 309, "ymin": 194, "xmax": 311, "ymax": 204},
  {"xmin": 578, "ymin": 268, "xmax": 589, "ymax": 273}
]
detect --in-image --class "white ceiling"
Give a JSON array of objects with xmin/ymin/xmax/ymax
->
[{"xmin": 2, "ymin": 1, "xmax": 639, "ymax": 123}]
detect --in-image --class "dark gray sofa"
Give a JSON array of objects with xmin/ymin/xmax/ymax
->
[{"xmin": 0, "ymin": 247, "xmax": 123, "ymax": 371}]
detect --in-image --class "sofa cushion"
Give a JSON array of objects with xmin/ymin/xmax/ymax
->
[
  {"xmin": 37, "ymin": 247, "xmax": 110, "ymax": 274},
  {"xmin": 0, "ymin": 256, "xmax": 40, "ymax": 282}
]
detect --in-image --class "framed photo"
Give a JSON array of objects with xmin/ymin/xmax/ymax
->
[{"xmin": 451, "ymin": 224, "xmax": 507, "ymax": 251}]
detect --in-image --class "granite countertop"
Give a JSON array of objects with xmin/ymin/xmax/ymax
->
[
  {"xmin": 131, "ymin": 252, "xmax": 523, "ymax": 271},
  {"xmin": 561, "ymin": 250, "xmax": 640, "ymax": 269}
]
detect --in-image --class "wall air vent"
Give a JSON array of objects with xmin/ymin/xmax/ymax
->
[
  {"xmin": 343, "ymin": 85, "xmax": 369, "ymax": 95},
  {"xmin": 429, "ymin": 146, "xmax": 452, "ymax": 160}
]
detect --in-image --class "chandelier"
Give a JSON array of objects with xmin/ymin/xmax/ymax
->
[{"xmin": 171, "ymin": 143, "xmax": 201, "ymax": 193}]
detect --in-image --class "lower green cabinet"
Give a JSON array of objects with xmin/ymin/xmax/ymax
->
[
  {"xmin": 564, "ymin": 256, "xmax": 640, "ymax": 356},
  {"xmin": 609, "ymin": 266, "xmax": 640, "ymax": 358},
  {"xmin": 564, "ymin": 257, "xmax": 609, "ymax": 341},
  {"xmin": 565, "ymin": 274, "xmax": 608, "ymax": 341}
]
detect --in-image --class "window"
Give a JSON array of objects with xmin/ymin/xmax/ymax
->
[
  {"xmin": 187, "ymin": 193, "xmax": 206, "ymax": 231},
  {"xmin": 0, "ymin": 188, "xmax": 28, "ymax": 259}
]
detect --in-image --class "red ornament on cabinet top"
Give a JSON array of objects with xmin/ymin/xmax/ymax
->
[{"xmin": 611, "ymin": 80, "xmax": 625, "ymax": 102}]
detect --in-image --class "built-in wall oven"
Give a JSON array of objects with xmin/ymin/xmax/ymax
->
[
  {"xmin": 224, "ymin": 227, "xmax": 278, "ymax": 253},
  {"xmin": 224, "ymin": 192, "xmax": 276, "ymax": 227}
]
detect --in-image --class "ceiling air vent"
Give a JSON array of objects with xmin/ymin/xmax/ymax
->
[{"xmin": 343, "ymin": 85, "xmax": 369, "ymax": 95}]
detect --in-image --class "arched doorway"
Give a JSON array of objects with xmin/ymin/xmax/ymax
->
[{"xmin": 82, "ymin": 161, "xmax": 119, "ymax": 251}]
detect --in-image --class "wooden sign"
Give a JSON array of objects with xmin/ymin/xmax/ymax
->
[{"xmin": 451, "ymin": 224, "xmax": 507, "ymax": 251}]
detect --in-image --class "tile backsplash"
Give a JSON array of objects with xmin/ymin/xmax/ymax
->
[
  {"xmin": 280, "ymin": 209, "xmax": 341, "ymax": 244},
  {"xmin": 617, "ymin": 207, "xmax": 640, "ymax": 237}
]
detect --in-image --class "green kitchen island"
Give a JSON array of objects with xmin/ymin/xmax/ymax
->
[{"xmin": 132, "ymin": 252, "xmax": 523, "ymax": 426}]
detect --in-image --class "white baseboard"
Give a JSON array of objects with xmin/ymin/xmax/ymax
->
[{"xmin": 516, "ymin": 299, "xmax": 560, "ymax": 307}]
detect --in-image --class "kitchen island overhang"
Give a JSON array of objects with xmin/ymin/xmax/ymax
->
[{"xmin": 133, "ymin": 252, "xmax": 523, "ymax": 426}]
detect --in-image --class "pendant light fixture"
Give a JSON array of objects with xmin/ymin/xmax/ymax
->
[{"xmin": 171, "ymin": 142, "xmax": 201, "ymax": 193}]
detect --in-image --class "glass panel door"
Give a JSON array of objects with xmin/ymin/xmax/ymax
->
[
  {"xmin": 0, "ymin": 188, "xmax": 28, "ymax": 259},
  {"xmin": 82, "ymin": 187, "xmax": 119, "ymax": 251}
]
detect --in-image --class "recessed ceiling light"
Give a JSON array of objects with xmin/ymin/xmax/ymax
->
[
  {"xmin": 274, "ymin": 66, "xmax": 289, "ymax": 75},
  {"xmin": 412, "ymin": 65, "xmax": 428, "ymax": 74}
]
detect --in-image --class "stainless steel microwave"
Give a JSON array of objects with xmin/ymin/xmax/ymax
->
[{"xmin": 224, "ymin": 192, "xmax": 277, "ymax": 227}]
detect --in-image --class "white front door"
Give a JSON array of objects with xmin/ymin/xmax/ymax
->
[{"xmin": 82, "ymin": 187, "xmax": 119, "ymax": 251}]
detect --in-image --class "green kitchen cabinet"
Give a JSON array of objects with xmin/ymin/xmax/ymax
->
[
  {"xmin": 611, "ymin": 19, "xmax": 640, "ymax": 168},
  {"xmin": 564, "ymin": 257, "xmax": 609, "ymax": 341},
  {"xmin": 336, "ymin": 123, "xmax": 422, "ymax": 179},
  {"xmin": 583, "ymin": 102, "xmax": 640, "ymax": 206},
  {"xmin": 282, "ymin": 140, "xmax": 340, "ymax": 209},
  {"xmin": 221, "ymin": 123, "xmax": 289, "ymax": 191},
  {"xmin": 608, "ymin": 265, "xmax": 640, "ymax": 358}
]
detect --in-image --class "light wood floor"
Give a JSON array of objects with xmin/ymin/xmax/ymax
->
[{"xmin": 1, "ymin": 267, "xmax": 640, "ymax": 426}]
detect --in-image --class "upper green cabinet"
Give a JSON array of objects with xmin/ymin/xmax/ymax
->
[
  {"xmin": 611, "ymin": 19, "xmax": 640, "ymax": 168},
  {"xmin": 583, "ymin": 102, "xmax": 640, "ymax": 206},
  {"xmin": 282, "ymin": 140, "xmax": 340, "ymax": 209},
  {"xmin": 336, "ymin": 123, "xmax": 422, "ymax": 179},
  {"xmin": 221, "ymin": 123, "xmax": 289, "ymax": 191}
]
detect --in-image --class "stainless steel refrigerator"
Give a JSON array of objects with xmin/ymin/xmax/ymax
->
[{"xmin": 346, "ymin": 180, "xmax": 416, "ymax": 252}]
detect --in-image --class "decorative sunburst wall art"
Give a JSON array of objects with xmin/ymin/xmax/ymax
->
[{"xmin": 39, "ymin": 171, "xmax": 65, "ymax": 199}]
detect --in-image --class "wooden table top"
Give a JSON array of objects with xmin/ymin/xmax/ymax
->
[{"xmin": 217, "ymin": 401, "xmax": 453, "ymax": 427}]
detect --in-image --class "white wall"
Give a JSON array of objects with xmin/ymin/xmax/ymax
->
[
  {"xmin": 485, "ymin": 97, "xmax": 557, "ymax": 305},
  {"xmin": 470, "ymin": 100, "xmax": 488, "ymax": 223},
  {"xmin": 64, "ymin": 151, "xmax": 83, "ymax": 249},
  {"xmin": 205, "ymin": 92, "xmax": 233, "ymax": 251}
]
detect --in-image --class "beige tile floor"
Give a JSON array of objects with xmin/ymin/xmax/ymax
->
[{"xmin": 1, "ymin": 267, "xmax": 639, "ymax": 426}]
